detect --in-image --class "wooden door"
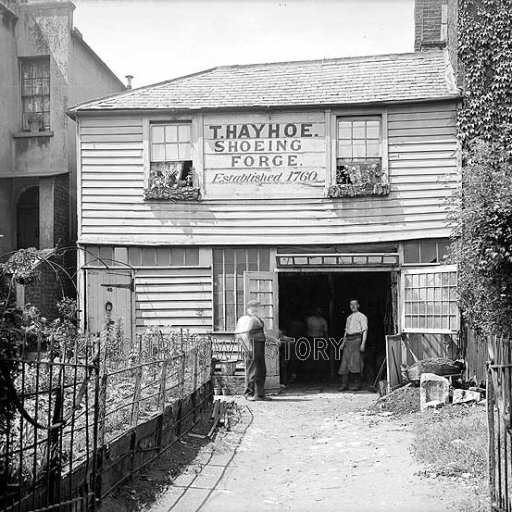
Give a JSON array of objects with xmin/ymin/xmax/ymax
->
[
  {"xmin": 243, "ymin": 271, "xmax": 279, "ymax": 391},
  {"xmin": 86, "ymin": 270, "xmax": 133, "ymax": 341},
  {"xmin": 385, "ymin": 334, "xmax": 403, "ymax": 391}
]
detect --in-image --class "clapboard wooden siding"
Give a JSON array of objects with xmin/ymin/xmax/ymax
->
[
  {"xmin": 134, "ymin": 268, "xmax": 212, "ymax": 332},
  {"xmin": 78, "ymin": 101, "xmax": 459, "ymax": 246}
]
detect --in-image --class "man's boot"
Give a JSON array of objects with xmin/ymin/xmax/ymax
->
[
  {"xmin": 338, "ymin": 374, "xmax": 349, "ymax": 391},
  {"xmin": 349, "ymin": 373, "xmax": 361, "ymax": 391}
]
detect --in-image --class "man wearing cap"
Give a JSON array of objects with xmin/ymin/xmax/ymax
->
[
  {"xmin": 235, "ymin": 300, "xmax": 271, "ymax": 401},
  {"xmin": 338, "ymin": 299, "xmax": 368, "ymax": 391}
]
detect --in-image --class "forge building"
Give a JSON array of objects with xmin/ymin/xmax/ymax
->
[
  {"xmin": 0, "ymin": 0, "xmax": 124, "ymax": 314},
  {"xmin": 69, "ymin": 0, "xmax": 462, "ymax": 389}
]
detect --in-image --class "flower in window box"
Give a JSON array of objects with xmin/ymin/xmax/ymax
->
[
  {"xmin": 349, "ymin": 166, "xmax": 363, "ymax": 186},
  {"xmin": 27, "ymin": 112, "xmax": 45, "ymax": 133}
]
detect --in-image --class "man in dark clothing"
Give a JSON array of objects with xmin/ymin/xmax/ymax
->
[{"xmin": 235, "ymin": 300, "xmax": 271, "ymax": 401}]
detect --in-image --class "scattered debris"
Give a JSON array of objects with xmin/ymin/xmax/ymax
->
[
  {"xmin": 423, "ymin": 400, "xmax": 445, "ymax": 410},
  {"xmin": 372, "ymin": 384, "xmax": 421, "ymax": 415},
  {"xmin": 207, "ymin": 399, "xmax": 233, "ymax": 437},
  {"xmin": 403, "ymin": 358, "xmax": 465, "ymax": 386},
  {"xmin": 452, "ymin": 389, "xmax": 482, "ymax": 405},
  {"xmin": 420, "ymin": 373, "xmax": 449, "ymax": 412}
]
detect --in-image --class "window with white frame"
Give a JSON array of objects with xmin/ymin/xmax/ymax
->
[
  {"xmin": 402, "ymin": 266, "xmax": 459, "ymax": 333},
  {"xmin": 328, "ymin": 116, "xmax": 389, "ymax": 198},
  {"xmin": 337, "ymin": 117, "xmax": 381, "ymax": 162},
  {"xmin": 145, "ymin": 122, "xmax": 198, "ymax": 200}
]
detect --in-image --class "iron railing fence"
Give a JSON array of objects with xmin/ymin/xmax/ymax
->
[
  {"xmin": 0, "ymin": 329, "xmax": 213, "ymax": 512},
  {"xmin": 488, "ymin": 336, "xmax": 512, "ymax": 512},
  {"xmin": 0, "ymin": 335, "xmax": 99, "ymax": 512}
]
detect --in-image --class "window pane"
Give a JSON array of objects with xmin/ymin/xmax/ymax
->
[
  {"xmin": 338, "ymin": 142, "xmax": 352, "ymax": 158},
  {"xmin": 151, "ymin": 143, "xmax": 165, "ymax": 161},
  {"xmin": 178, "ymin": 124, "xmax": 191, "ymax": 142},
  {"xmin": 420, "ymin": 241, "xmax": 437, "ymax": 263},
  {"xmin": 437, "ymin": 239, "xmax": 451, "ymax": 261},
  {"xmin": 152, "ymin": 125, "xmax": 165, "ymax": 143},
  {"xmin": 367, "ymin": 141, "xmax": 381, "ymax": 157},
  {"xmin": 367, "ymin": 121, "xmax": 380, "ymax": 139},
  {"xmin": 178, "ymin": 143, "xmax": 191, "ymax": 160},
  {"xmin": 403, "ymin": 242, "xmax": 420, "ymax": 263},
  {"xmin": 166, "ymin": 143, "xmax": 179, "ymax": 160},
  {"xmin": 184, "ymin": 248, "xmax": 199, "ymax": 266},
  {"xmin": 352, "ymin": 121, "xmax": 365, "ymax": 139},
  {"xmin": 165, "ymin": 125, "xmax": 178, "ymax": 142},
  {"xmin": 352, "ymin": 141, "xmax": 366, "ymax": 158},
  {"xmin": 338, "ymin": 122, "xmax": 352, "ymax": 139}
]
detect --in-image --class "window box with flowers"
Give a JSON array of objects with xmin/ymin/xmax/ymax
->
[
  {"xmin": 144, "ymin": 122, "xmax": 201, "ymax": 201},
  {"xmin": 327, "ymin": 116, "xmax": 390, "ymax": 198}
]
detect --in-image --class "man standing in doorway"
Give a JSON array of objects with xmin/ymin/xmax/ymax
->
[
  {"xmin": 305, "ymin": 308, "xmax": 329, "ymax": 381},
  {"xmin": 235, "ymin": 300, "xmax": 271, "ymax": 401},
  {"xmin": 338, "ymin": 299, "xmax": 368, "ymax": 391}
]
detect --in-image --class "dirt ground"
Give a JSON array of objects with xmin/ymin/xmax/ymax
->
[{"xmin": 118, "ymin": 385, "xmax": 480, "ymax": 512}]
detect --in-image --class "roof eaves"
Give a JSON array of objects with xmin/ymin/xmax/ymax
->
[
  {"xmin": 68, "ymin": 66, "xmax": 221, "ymax": 114},
  {"xmin": 68, "ymin": 94, "xmax": 462, "ymax": 118}
]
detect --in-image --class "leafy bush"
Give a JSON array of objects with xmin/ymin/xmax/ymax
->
[{"xmin": 450, "ymin": 141, "xmax": 512, "ymax": 337}]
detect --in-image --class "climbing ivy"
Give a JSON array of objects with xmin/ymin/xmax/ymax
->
[
  {"xmin": 454, "ymin": 0, "xmax": 512, "ymax": 337},
  {"xmin": 458, "ymin": 0, "xmax": 512, "ymax": 149}
]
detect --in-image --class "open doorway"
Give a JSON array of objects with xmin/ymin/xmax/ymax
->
[
  {"xmin": 279, "ymin": 271, "xmax": 394, "ymax": 385},
  {"xmin": 16, "ymin": 186, "xmax": 39, "ymax": 249}
]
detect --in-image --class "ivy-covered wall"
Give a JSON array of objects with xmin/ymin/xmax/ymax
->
[
  {"xmin": 458, "ymin": 0, "xmax": 512, "ymax": 147},
  {"xmin": 454, "ymin": 0, "xmax": 512, "ymax": 337}
]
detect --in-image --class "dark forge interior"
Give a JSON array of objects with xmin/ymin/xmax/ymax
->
[{"xmin": 278, "ymin": 272, "xmax": 394, "ymax": 385}]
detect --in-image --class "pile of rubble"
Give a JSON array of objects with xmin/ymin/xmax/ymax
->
[
  {"xmin": 419, "ymin": 373, "xmax": 485, "ymax": 411},
  {"xmin": 374, "ymin": 357, "xmax": 485, "ymax": 414},
  {"xmin": 374, "ymin": 384, "xmax": 421, "ymax": 415}
]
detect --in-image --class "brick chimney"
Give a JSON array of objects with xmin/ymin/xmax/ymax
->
[
  {"xmin": 414, "ymin": 0, "xmax": 448, "ymax": 51},
  {"xmin": 415, "ymin": 0, "xmax": 461, "ymax": 87}
]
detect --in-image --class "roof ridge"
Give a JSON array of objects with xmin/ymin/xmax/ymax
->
[{"xmin": 213, "ymin": 50, "xmax": 445, "ymax": 72}]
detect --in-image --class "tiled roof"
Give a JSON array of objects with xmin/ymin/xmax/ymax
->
[{"xmin": 70, "ymin": 50, "xmax": 458, "ymax": 113}]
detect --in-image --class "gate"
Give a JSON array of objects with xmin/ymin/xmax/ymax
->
[
  {"xmin": 488, "ymin": 336, "xmax": 512, "ymax": 512},
  {"xmin": 0, "ymin": 339, "xmax": 100, "ymax": 512}
]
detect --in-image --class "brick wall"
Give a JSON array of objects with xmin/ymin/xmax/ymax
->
[
  {"xmin": 53, "ymin": 173, "xmax": 70, "ymax": 247},
  {"xmin": 414, "ymin": 0, "xmax": 447, "ymax": 51},
  {"xmin": 24, "ymin": 254, "xmax": 68, "ymax": 320}
]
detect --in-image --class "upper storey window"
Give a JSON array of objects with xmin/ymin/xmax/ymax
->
[
  {"xmin": 327, "ymin": 116, "xmax": 389, "ymax": 198},
  {"xmin": 145, "ymin": 122, "xmax": 200, "ymax": 201},
  {"xmin": 21, "ymin": 57, "xmax": 50, "ymax": 133},
  {"xmin": 338, "ymin": 117, "xmax": 381, "ymax": 161}
]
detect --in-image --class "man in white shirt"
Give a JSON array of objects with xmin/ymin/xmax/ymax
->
[
  {"xmin": 338, "ymin": 299, "xmax": 368, "ymax": 391},
  {"xmin": 235, "ymin": 300, "xmax": 271, "ymax": 401}
]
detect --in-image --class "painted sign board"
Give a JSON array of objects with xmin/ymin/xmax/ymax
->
[{"xmin": 203, "ymin": 113, "xmax": 326, "ymax": 199}]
